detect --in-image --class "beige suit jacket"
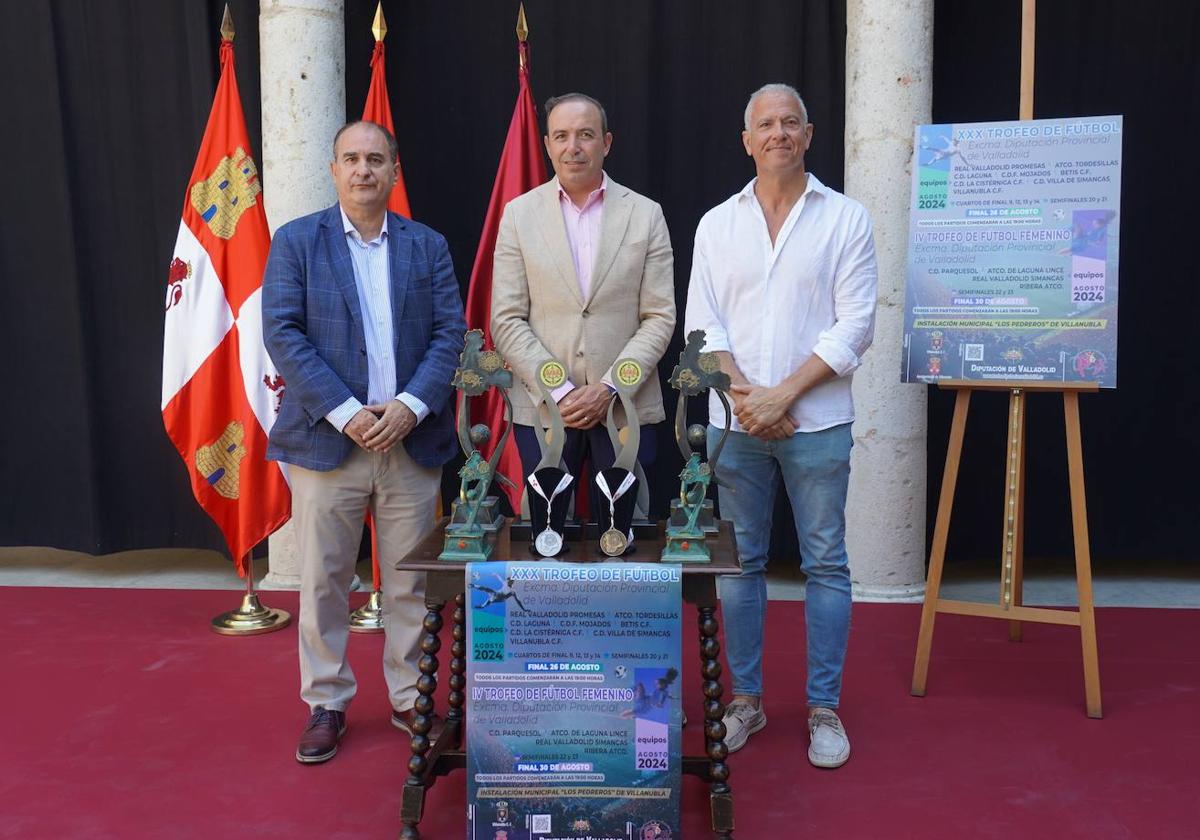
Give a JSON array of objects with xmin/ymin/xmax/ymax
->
[{"xmin": 491, "ymin": 178, "xmax": 676, "ymax": 427}]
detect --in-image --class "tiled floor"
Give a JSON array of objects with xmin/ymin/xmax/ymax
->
[{"xmin": 1, "ymin": 546, "xmax": 1196, "ymax": 607}]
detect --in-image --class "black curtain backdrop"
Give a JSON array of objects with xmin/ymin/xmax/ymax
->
[
  {"xmin": 0, "ymin": 0, "xmax": 843, "ymax": 559},
  {"xmin": 2, "ymin": 1, "xmax": 1194, "ymax": 567}
]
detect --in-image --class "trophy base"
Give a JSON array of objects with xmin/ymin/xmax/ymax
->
[
  {"xmin": 449, "ymin": 496, "xmax": 504, "ymax": 531},
  {"xmin": 668, "ymin": 499, "xmax": 718, "ymax": 534},
  {"xmin": 438, "ymin": 518, "xmax": 505, "ymax": 562},
  {"xmin": 661, "ymin": 529, "xmax": 712, "ymax": 563}
]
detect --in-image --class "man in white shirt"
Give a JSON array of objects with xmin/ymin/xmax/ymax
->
[{"xmin": 684, "ymin": 84, "xmax": 878, "ymax": 767}]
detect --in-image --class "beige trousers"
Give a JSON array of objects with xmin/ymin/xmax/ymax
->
[{"xmin": 289, "ymin": 444, "xmax": 439, "ymax": 713}]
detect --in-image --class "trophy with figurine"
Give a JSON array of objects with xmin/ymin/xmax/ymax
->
[
  {"xmin": 663, "ymin": 330, "xmax": 732, "ymax": 562},
  {"xmin": 439, "ymin": 330, "xmax": 517, "ymax": 562}
]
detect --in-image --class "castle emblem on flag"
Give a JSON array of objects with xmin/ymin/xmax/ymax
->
[
  {"xmin": 166, "ymin": 256, "xmax": 191, "ymax": 310},
  {"xmin": 189, "ymin": 147, "xmax": 262, "ymax": 240},
  {"xmin": 195, "ymin": 421, "xmax": 247, "ymax": 499}
]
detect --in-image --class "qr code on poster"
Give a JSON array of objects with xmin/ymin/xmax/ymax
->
[
  {"xmin": 531, "ymin": 814, "xmax": 552, "ymax": 834},
  {"xmin": 964, "ymin": 344, "xmax": 984, "ymax": 361}
]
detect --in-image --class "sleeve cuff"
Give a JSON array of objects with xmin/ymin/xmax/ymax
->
[
  {"xmin": 397, "ymin": 392, "xmax": 430, "ymax": 424},
  {"xmin": 326, "ymin": 397, "xmax": 364, "ymax": 433},
  {"xmin": 812, "ymin": 336, "xmax": 860, "ymax": 377},
  {"xmin": 551, "ymin": 379, "xmax": 576, "ymax": 403}
]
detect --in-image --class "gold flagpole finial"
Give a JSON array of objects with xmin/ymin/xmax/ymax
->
[
  {"xmin": 516, "ymin": 3, "xmax": 529, "ymax": 43},
  {"xmin": 219, "ymin": 3, "xmax": 235, "ymax": 42},
  {"xmin": 372, "ymin": 2, "xmax": 388, "ymax": 42}
]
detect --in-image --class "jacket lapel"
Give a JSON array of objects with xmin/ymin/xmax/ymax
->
[
  {"xmin": 321, "ymin": 206, "xmax": 363, "ymax": 332},
  {"xmin": 387, "ymin": 212, "xmax": 412, "ymax": 331},
  {"xmin": 533, "ymin": 182, "xmax": 585, "ymax": 308},
  {"xmin": 586, "ymin": 181, "xmax": 632, "ymax": 305}
]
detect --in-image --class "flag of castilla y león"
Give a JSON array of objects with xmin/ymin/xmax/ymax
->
[{"xmin": 162, "ymin": 34, "xmax": 289, "ymax": 575}]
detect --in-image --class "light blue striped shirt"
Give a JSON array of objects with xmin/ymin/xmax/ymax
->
[{"xmin": 325, "ymin": 206, "xmax": 430, "ymax": 433}]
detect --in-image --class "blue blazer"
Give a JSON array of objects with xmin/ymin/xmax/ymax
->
[{"xmin": 262, "ymin": 205, "xmax": 466, "ymax": 472}]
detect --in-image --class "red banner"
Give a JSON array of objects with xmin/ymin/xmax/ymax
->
[
  {"xmin": 464, "ymin": 40, "xmax": 548, "ymax": 511},
  {"xmin": 362, "ymin": 40, "xmax": 413, "ymax": 218}
]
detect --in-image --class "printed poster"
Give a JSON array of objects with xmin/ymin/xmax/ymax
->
[
  {"xmin": 466, "ymin": 561, "xmax": 682, "ymax": 840},
  {"xmin": 903, "ymin": 115, "xmax": 1122, "ymax": 386}
]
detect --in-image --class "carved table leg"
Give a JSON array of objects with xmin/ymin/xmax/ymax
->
[
  {"xmin": 447, "ymin": 592, "xmax": 467, "ymax": 746},
  {"xmin": 400, "ymin": 601, "xmax": 444, "ymax": 840},
  {"xmin": 699, "ymin": 605, "xmax": 734, "ymax": 839}
]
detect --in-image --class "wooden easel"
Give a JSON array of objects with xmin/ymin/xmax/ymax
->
[
  {"xmin": 910, "ymin": 382, "xmax": 1102, "ymax": 717},
  {"xmin": 910, "ymin": 1, "xmax": 1104, "ymax": 718}
]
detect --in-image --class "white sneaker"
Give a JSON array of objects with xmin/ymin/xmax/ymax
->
[
  {"xmin": 807, "ymin": 707, "xmax": 850, "ymax": 768},
  {"xmin": 721, "ymin": 700, "xmax": 766, "ymax": 753}
]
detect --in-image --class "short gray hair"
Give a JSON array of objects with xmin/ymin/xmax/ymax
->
[
  {"xmin": 743, "ymin": 83, "xmax": 808, "ymax": 131},
  {"xmin": 332, "ymin": 120, "xmax": 399, "ymax": 163}
]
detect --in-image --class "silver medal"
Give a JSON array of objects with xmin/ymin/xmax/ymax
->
[{"xmin": 535, "ymin": 528, "xmax": 564, "ymax": 557}]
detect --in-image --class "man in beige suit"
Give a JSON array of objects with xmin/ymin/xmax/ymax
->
[{"xmin": 491, "ymin": 92, "xmax": 675, "ymax": 520}]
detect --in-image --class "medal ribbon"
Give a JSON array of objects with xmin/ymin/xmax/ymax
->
[
  {"xmin": 595, "ymin": 470, "xmax": 637, "ymax": 531},
  {"xmin": 527, "ymin": 472, "xmax": 574, "ymax": 519}
]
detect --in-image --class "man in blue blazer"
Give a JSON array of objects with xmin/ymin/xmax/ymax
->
[{"xmin": 263, "ymin": 121, "xmax": 465, "ymax": 764}]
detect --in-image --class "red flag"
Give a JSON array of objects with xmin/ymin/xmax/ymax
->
[
  {"xmin": 361, "ymin": 35, "xmax": 427, "ymax": 577},
  {"xmin": 464, "ymin": 39, "xmax": 548, "ymax": 511},
  {"xmin": 161, "ymin": 37, "xmax": 290, "ymax": 576},
  {"xmin": 362, "ymin": 40, "xmax": 413, "ymax": 218}
]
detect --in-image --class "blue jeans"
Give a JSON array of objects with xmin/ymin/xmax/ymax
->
[{"xmin": 711, "ymin": 423, "xmax": 853, "ymax": 709}]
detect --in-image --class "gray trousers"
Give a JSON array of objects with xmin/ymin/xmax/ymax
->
[{"xmin": 289, "ymin": 444, "xmax": 439, "ymax": 713}]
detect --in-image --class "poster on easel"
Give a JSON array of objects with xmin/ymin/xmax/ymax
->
[
  {"xmin": 902, "ymin": 115, "xmax": 1122, "ymax": 387},
  {"xmin": 466, "ymin": 560, "xmax": 682, "ymax": 840}
]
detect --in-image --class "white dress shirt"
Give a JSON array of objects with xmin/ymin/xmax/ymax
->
[
  {"xmin": 684, "ymin": 174, "xmax": 878, "ymax": 433},
  {"xmin": 325, "ymin": 206, "xmax": 429, "ymax": 433}
]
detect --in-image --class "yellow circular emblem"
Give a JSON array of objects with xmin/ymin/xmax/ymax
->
[
  {"xmin": 615, "ymin": 358, "xmax": 643, "ymax": 388},
  {"xmin": 539, "ymin": 360, "xmax": 567, "ymax": 389}
]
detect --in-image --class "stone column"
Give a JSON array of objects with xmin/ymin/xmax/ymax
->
[
  {"xmin": 260, "ymin": 0, "xmax": 345, "ymax": 589},
  {"xmin": 843, "ymin": 0, "xmax": 933, "ymax": 601}
]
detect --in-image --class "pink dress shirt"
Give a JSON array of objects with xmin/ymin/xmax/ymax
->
[{"xmin": 552, "ymin": 173, "xmax": 609, "ymax": 401}]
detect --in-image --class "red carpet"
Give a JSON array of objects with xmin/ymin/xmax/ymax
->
[{"xmin": 0, "ymin": 587, "xmax": 1196, "ymax": 839}]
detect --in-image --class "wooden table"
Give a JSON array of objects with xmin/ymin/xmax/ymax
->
[{"xmin": 395, "ymin": 519, "xmax": 742, "ymax": 839}]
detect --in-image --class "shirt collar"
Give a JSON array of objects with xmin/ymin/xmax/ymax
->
[
  {"xmin": 339, "ymin": 204, "xmax": 389, "ymax": 244},
  {"xmin": 738, "ymin": 171, "xmax": 825, "ymax": 203},
  {"xmin": 556, "ymin": 172, "xmax": 609, "ymax": 207}
]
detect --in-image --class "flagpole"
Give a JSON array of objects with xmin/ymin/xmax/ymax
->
[
  {"xmin": 348, "ymin": 2, "xmax": 391, "ymax": 634},
  {"xmin": 350, "ymin": 514, "xmax": 385, "ymax": 632},
  {"xmin": 211, "ymin": 552, "xmax": 292, "ymax": 635}
]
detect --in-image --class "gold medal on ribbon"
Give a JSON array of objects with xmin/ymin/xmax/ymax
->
[{"xmin": 600, "ymin": 528, "xmax": 628, "ymax": 557}]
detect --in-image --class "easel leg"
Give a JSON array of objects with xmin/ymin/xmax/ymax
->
[
  {"xmin": 1064, "ymin": 392, "xmax": 1103, "ymax": 718},
  {"xmin": 698, "ymin": 606, "xmax": 734, "ymax": 839},
  {"xmin": 1001, "ymin": 390, "xmax": 1027, "ymax": 641},
  {"xmin": 912, "ymin": 389, "xmax": 971, "ymax": 696}
]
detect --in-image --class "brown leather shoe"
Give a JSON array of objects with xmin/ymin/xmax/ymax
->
[
  {"xmin": 296, "ymin": 707, "xmax": 346, "ymax": 764},
  {"xmin": 391, "ymin": 708, "xmax": 445, "ymax": 741}
]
